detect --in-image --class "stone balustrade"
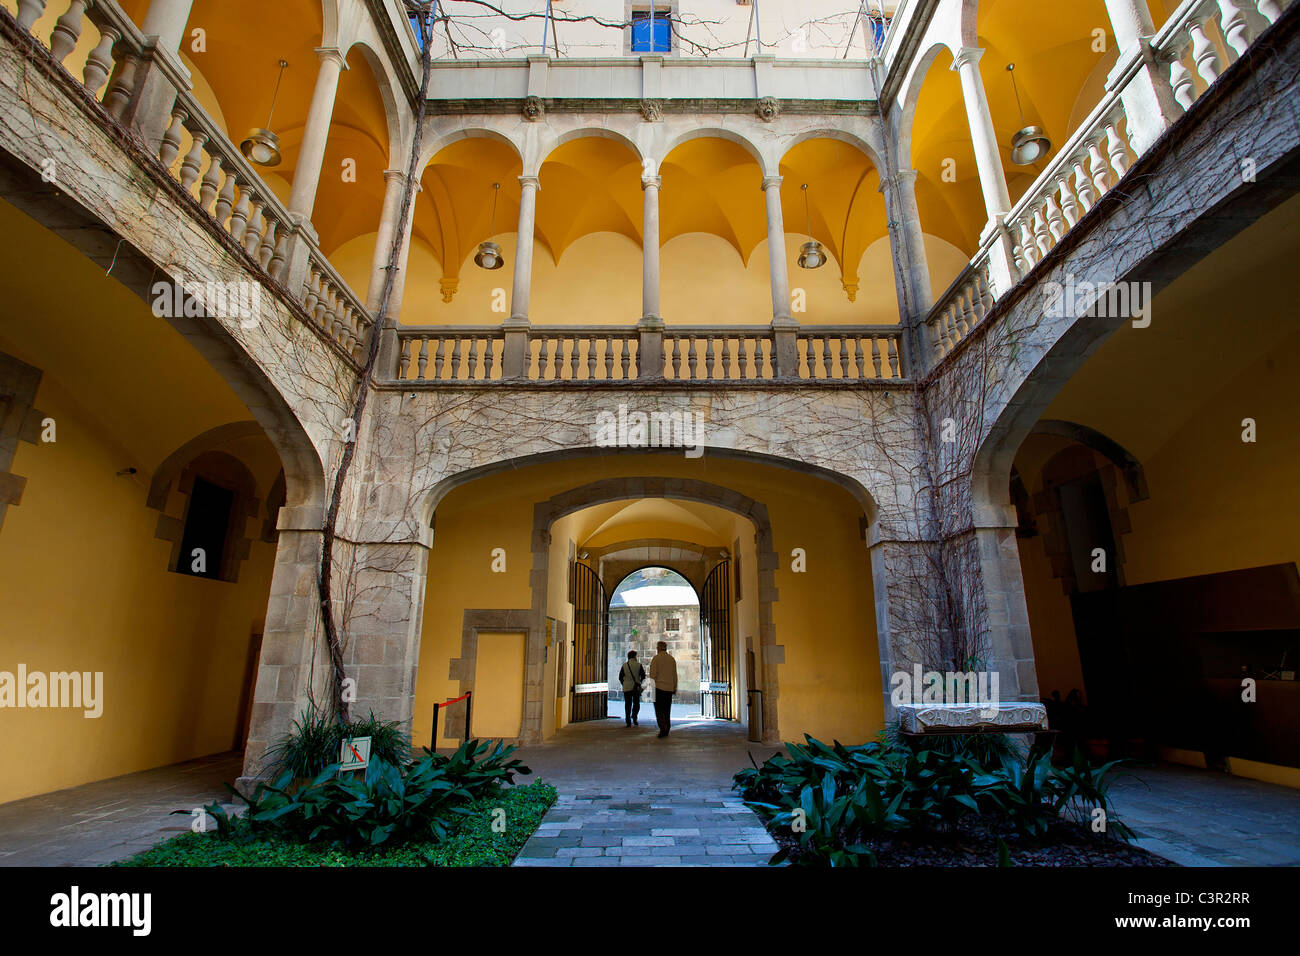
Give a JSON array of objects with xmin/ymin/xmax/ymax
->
[
  {"xmin": 10, "ymin": 0, "xmax": 373, "ymax": 366},
  {"xmin": 923, "ymin": 0, "xmax": 1290, "ymax": 365},
  {"xmin": 392, "ymin": 324, "xmax": 907, "ymax": 384}
]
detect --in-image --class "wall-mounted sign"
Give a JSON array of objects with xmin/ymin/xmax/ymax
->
[
  {"xmin": 340, "ymin": 735, "xmax": 371, "ymax": 771},
  {"xmin": 700, "ymin": 681, "xmax": 730, "ymax": 693}
]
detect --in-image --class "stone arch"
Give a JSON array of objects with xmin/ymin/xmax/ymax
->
[
  {"xmin": 777, "ymin": 128, "xmax": 886, "ymax": 177},
  {"xmin": 585, "ymin": 537, "xmax": 729, "ymax": 595},
  {"xmin": 157, "ymin": 450, "xmax": 260, "ymax": 583},
  {"xmin": 147, "ymin": 421, "xmax": 265, "ymax": 511},
  {"xmin": 342, "ymin": 38, "xmax": 410, "ymax": 168},
  {"xmin": 1030, "ymin": 419, "xmax": 1150, "ymax": 502},
  {"xmin": 528, "ymin": 476, "xmax": 783, "ymax": 743},
  {"xmin": 535, "ymin": 127, "xmax": 645, "ymax": 173},
  {"xmin": 660, "ymin": 127, "xmax": 769, "ymax": 177},
  {"xmin": 417, "ymin": 126, "xmax": 525, "ymax": 174},
  {"xmin": 895, "ymin": 40, "xmax": 956, "ymax": 170},
  {"xmin": 419, "ymin": 445, "xmax": 878, "ymax": 529}
]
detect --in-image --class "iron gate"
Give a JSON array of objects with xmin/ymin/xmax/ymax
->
[
  {"xmin": 570, "ymin": 561, "xmax": 609, "ymax": 722},
  {"xmin": 700, "ymin": 559, "xmax": 734, "ymax": 719}
]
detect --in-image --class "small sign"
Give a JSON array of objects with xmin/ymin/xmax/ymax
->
[
  {"xmin": 700, "ymin": 681, "xmax": 730, "ymax": 693},
  {"xmin": 340, "ymin": 735, "xmax": 371, "ymax": 771}
]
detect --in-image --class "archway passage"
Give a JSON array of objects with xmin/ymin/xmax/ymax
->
[{"xmin": 417, "ymin": 452, "xmax": 880, "ymax": 749}]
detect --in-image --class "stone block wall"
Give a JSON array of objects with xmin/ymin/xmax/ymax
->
[{"xmin": 608, "ymin": 605, "xmax": 701, "ymax": 704}]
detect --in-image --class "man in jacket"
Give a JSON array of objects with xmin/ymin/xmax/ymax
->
[
  {"xmin": 648, "ymin": 640, "xmax": 678, "ymax": 738},
  {"xmin": 619, "ymin": 650, "xmax": 646, "ymax": 727}
]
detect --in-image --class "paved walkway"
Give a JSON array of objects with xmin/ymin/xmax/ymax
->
[
  {"xmin": 0, "ymin": 752, "xmax": 241, "ymax": 867},
  {"xmin": 512, "ymin": 716, "xmax": 782, "ymax": 867},
  {"xmin": 3, "ymin": 733, "xmax": 1300, "ymax": 867},
  {"xmin": 1108, "ymin": 762, "xmax": 1300, "ymax": 866}
]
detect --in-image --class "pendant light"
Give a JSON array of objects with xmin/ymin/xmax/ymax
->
[
  {"xmin": 797, "ymin": 183, "xmax": 826, "ymax": 269},
  {"xmin": 474, "ymin": 182, "xmax": 505, "ymax": 270},
  {"xmin": 1006, "ymin": 63, "xmax": 1051, "ymax": 165},
  {"xmin": 240, "ymin": 60, "xmax": 288, "ymax": 167}
]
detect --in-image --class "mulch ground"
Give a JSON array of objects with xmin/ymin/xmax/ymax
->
[{"xmin": 773, "ymin": 817, "xmax": 1176, "ymax": 867}]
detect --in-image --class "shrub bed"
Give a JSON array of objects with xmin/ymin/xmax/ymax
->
[{"xmin": 734, "ymin": 734, "xmax": 1171, "ymax": 867}]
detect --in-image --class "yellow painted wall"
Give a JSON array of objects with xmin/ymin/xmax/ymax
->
[
  {"xmin": 0, "ymin": 369, "xmax": 278, "ymax": 804},
  {"xmin": 470, "ymin": 631, "xmax": 526, "ymax": 739},
  {"xmin": 415, "ymin": 453, "xmax": 881, "ymax": 750}
]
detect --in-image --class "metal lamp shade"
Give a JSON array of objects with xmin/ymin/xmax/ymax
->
[
  {"xmin": 1010, "ymin": 125, "xmax": 1051, "ymax": 165},
  {"xmin": 797, "ymin": 239, "xmax": 826, "ymax": 269},
  {"xmin": 240, "ymin": 127, "xmax": 282, "ymax": 167},
  {"xmin": 474, "ymin": 240, "xmax": 505, "ymax": 270}
]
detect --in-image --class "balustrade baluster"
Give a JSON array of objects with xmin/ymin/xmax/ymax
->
[
  {"xmin": 16, "ymin": 1, "xmax": 47, "ymax": 31},
  {"xmin": 585, "ymin": 337, "xmax": 597, "ymax": 380},
  {"xmin": 158, "ymin": 107, "xmax": 186, "ymax": 168},
  {"xmin": 704, "ymin": 337, "xmax": 717, "ymax": 379},
  {"xmin": 103, "ymin": 54, "xmax": 139, "ymax": 121},
  {"xmin": 433, "ymin": 338, "xmax": 446, "ymax": 380},
  {"xmin": 1045, "ymin": 192, "xmax": 1065, "ymax": 242},
  {"xmin": 721, "ymin": 336, "xmax": 733, "ymax": 381},
  {"xmin": 1072, "ymin": 156, "xmax": 1095, "ymax": 213},
  {"xmin": 1087, "ymin": 139, "xmax": 1111, "ymax": 196},
  {"xmin": 603, "ymin": 336, "xmax": 614, "ymax": 380},
  {"xmin": 304, "ymin": 269, "xmax": 320, "ymax": 318},
  {"xmin": 854, "ymin": 336, "xmax": 866, "ymax": 378},
  {"xmin": 817, "ymin": 337, "xmax": 830, "ymax": 379},
  {"xmin": 242, "ymin": 198, "xmax": 264, "ymax": 254},
  {"xmin": 49, "ymin": 1, "xmax": 89, "ymax": 63},
  {"xmin": 1217, "ymin": 0, "xmax": 1252, "ymax": 60},
  {"xmin": 567, "ymin": 338, "xmax": 581, "ymax": 381},
  {"xmin": 258, "ymin": 217, "xmax": 278, "ymax": 269},
  {"xmin": 398, "ymin": 338, "xmax": 411, "ymax": 380},
  {"xmin": 415, "ymin": 337, "xmax": 429, "ymax": 380},
  {"xmin": 1257, "ymin": 0, "xmax": 1282, "ymax": 23},
  {"xmin": 465, "ymin": 336, "xmax": 480, "ymax": 380},
  {"xmin": 1188, "ymin": 18, "xmax": 1221, "ymax": 84},
  {"xmin": 620, "ymin": 338, "xmax": 632, "ymax": 379},
  {"xmin": 872, "ymin": 337, "xmax": 884, "ymax": 377},
  {"xmin": 199, "ymin": 155, "xmax": 223, "ymax": 213},
  {"xmin": 1019, "ymin": 219, "xmax": 1038, "ymax": 267},
  {"xmin": 1169, "ymin": 56, "xmax": 1195, "ymax": 111},
  {"xmin": 887, "ymin": 337, "xmax": 900, "ymax": 378},
  {"xmin": 270, "ymin": 229, "xmax": 289, "ymax": 280},
  {"xmin": 685, "ymin": 337, "xmax": 698, "ymax": 379},
  {"xmin": 179, "ymin": 131, "xmax": 206, "ymax": 191},
  {"xmin": 450, "ymin": 337, "xmax": 464, "ymax": 380},
  {"xmin": 217, "ymin": 172, "xmax": 240, "ymax": 230},
  {"xmin": 1058, "ymin": 177, "xmax": 1079, "ymax": 229},
  {"xmin": 1104, "ymin": 122, "xmax": 1130, "ymax": 178},
  {"xmin": 83, "ymin": 25, "xmax": 119, "ymax": 95}
]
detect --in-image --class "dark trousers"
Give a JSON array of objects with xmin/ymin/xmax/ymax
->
[
  {"xmin": 624, "ymin": 689, "xmax": 641, "ymax": 724},
  {"xmin": 654, "ymin": 689, "xmax": 674, "ymax": 735}
]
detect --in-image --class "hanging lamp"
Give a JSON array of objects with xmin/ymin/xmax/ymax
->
[
  {"xmin": 240, "ymin": 60, "xmax": 288, "ymax": 167},
  {"xmin": 474, "ymin": 182, "xmax": 505, "ymax": 270},
  {"xmin": 797, "ymin": 183, "xmax": 826, "ymax": 269},
  {"xmin": 1006, "ymin": 63, "xmax": 1051, "ymax": 165}
]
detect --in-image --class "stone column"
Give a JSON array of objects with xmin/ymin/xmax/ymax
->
[
  {"xmin": 1102, "ymin": 0, "xmax": 1183, "ymax": 154},
  {"xmin": 762, "ymin": 176, "xmax": 794, "ymax": 326},
  {"xmin": 951, "ymin": 47, "xmax": 1012, "ymax": 228},
  {"xmin": 367, "ymin": 169, "xmax": 417, "ymax": 377},
  {"xmin": 288, "ymin": 47, "xmax": 348, "ymax": 221},
  {"xmin": 641, "ymin": 175, "xmax": 662, "ymax": 321},
  {"xmin": 880, "ymin": 168, "xmax": 933, "ymax": 321},
  {"xmin": 117, "ymin": 0, "xmax": 197, "ymax": 153},
  {"xmin": 508, "ymin": 175, "xmax": 540, "ymax": 327}
]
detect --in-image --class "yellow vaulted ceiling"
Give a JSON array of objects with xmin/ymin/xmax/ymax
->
[{"xmin": 909, "ymin": 0, "xmax": 1176, "ymax": 254}]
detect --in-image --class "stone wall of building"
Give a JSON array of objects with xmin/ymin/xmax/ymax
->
[{"xmin": 607, "ymin": 605, "xmax": 701, "ymax": 705}]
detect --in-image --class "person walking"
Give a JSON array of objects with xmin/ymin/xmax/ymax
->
[
  {"xmin": 619, "ymin": 650, "xmax": 646, "ymax": 727},
  {"xmin": 648, "ymin": 640, "xmax": 678, "ymax": 738}
]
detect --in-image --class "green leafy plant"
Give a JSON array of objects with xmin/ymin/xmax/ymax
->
[{"xmin": 263, "ymin": 710, "xmax": 412, "ymax": 780}]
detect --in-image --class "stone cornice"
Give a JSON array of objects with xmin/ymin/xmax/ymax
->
[{"xmin": 423, "ymin": 97, "xmax": 878, "ymax": 117}]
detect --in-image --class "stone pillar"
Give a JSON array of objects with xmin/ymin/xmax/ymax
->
[
  {"xmin": 508, "ymin": 175, "xmax": 540, "ymax": 327},
  {"xmin": 951, "ymin": 47, "xmax": 1012, "ymax": 228},
  {"xmin": 880, "ymin": 168, "xmax": 933, "ymax": 322},
  {"xmin": 1103, "ymin": 0, "xmax": 1183, "ymax": 154},
  {"xmin": 239, "ymin": 521, "xmax": 325, "ymax": 787},
  {"xmin": 288, "ymin": 47, "xmax": 347, "ymax": 220},
  {"xmin": 366, "ymin": 169, "xmax": 410, "ymax": 316},
  {"xmin": 762, "ymin": 176, "xmax": 795, "ymax": 326},
  {"xmin": 641, "ymin": 175, "xmax": 662, "ymax": 321},
  {"xmin": 114, "ymin": 0, "xmax": 196, "ymax": 154}
]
